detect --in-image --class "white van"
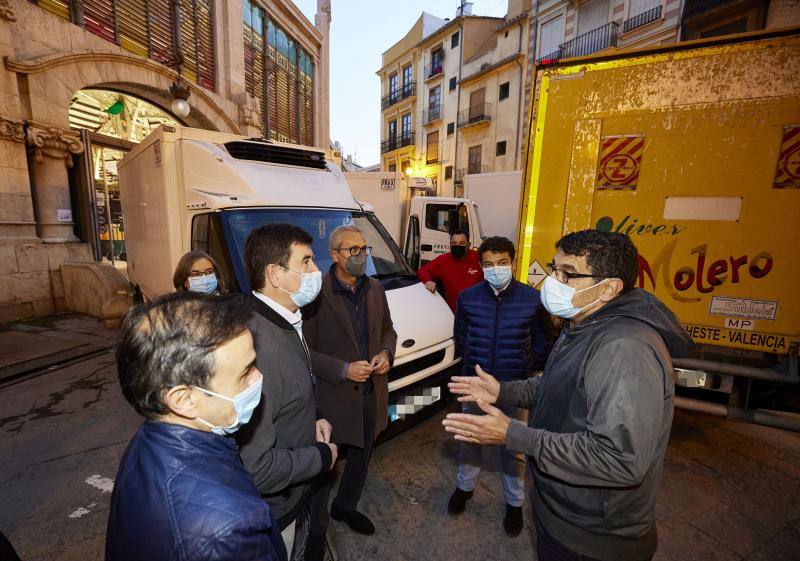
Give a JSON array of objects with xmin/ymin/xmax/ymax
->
[{"xmin": 118, "ymin": 125, "xmax": 459, "ymax": 436}]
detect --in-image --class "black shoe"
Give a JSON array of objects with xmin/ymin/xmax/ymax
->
[
  {"xmin": 503, "ymin": 504, "xmax": 524, "ymax": 536},
  {"xmin": 305, "ymin": 533, "xmax": 325, "ymax": 561},
  {"xmin": 330, "ymin": 502, "xmax": 375, "ymax": 535},
  {"xmin": 447, "ymin": 488, "xmax": 474, "ymax": 514}
]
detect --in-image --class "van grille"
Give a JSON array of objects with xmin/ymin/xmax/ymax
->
[
  {"xmin": 388, "ymin": 349, "xmax": 447, "ymax": 383},
  {"xmin": 223, "ymin": 141, "xmax": 327, "ymax": 170}
]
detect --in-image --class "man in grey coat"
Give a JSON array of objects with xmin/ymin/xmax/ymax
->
[
  {"xmin": 444, "ymin": 230, "xmax": 692, "ymax": 561},
  {"xmin": 236, "ymin": 223, "xmax": 338, "ymax": 560}
]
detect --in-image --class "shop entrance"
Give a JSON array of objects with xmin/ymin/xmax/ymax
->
[{"xmin": 69, "ymin": 89, "xmax": 180, "ymax": 271}]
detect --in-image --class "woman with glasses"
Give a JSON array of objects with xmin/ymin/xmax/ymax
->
[{"xmin": 172, "ymin": 251, "xmax": 227, "ymax": 295}]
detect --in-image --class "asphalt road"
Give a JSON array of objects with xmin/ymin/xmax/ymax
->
[{"xmin": 1, "ymin": 346, "xmax": 799, "ymax": 561}]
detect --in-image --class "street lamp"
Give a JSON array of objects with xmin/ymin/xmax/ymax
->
[{"xmin": 169, "ymin": 78, "xmax": 191, "ymax": 118}]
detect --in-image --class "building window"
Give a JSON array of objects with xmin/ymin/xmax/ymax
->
[
  {"xmin": 402, "ymin": 65, "xmax": 413, "ymax": 89},
  {"xmin": 388, "ymin": 163, "xmax": 397, "ymax": 172},
  {"xmin": 449, "ymin": 76, "xmax": 457, "ymax": 91},
  {"xmin": 388, "ymin": 119, "xmax": 397, "ymax": 139},
  {"xmin": 451, "ymin": 32, "xmax": 460, "ymax": 49},
  {"xmin": 499, "ymin": 82, "xmax": 510, "ymax": 101},
  {"xmin": 496, "ymin": 141, "xmax": 507, "ymax": 156},
  {"xmin": 32, "ymin": 0, "xmax": 216, "ymax": 90},
  {"xmin": 426, "ymin": 131, "xmax": 440, "ymax": 164},
  {"xmin": 431, "ymin": 47, "xmax": 444, "ymax": 75},
  {"xmin": 577, "ymin": 0, "xmax": 611, "ymax": 36},
  {"xmin": 445, "ymin": 165, "xmax": 453, "ymax": 180},
  {"xmin": 427, "ymin": 86, "xmax": 442, "ymax": 122},
  {"xmin": 401, "ymin": 159, "xmax": 411, "ymax": 174},
  {"xmin": 539, "ymin": 15, "xmax": 565, "ymax": 60},
  {"xmin": 242, "ymin": 7, "xmax": 314, "ymax": 145},
  {"xmin": 468, "ymin": 145, "xmax": 482, "ymax": 174},
  {"xmin": 447, "ymin": 122, "xmax": 455, "ymax": 136},
  {"xmin": 401, "ymin": 113, "xmax": 412, "ymax": 138}
]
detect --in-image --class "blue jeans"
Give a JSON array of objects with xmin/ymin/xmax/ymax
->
[{"xmin": 456, "ymin": 401, "xmax": 528, "ymax": 507}]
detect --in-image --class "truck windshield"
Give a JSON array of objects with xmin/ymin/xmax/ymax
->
[{"xmin": 221, "ymin": 208, "xmax": 415, "ymax": 292}]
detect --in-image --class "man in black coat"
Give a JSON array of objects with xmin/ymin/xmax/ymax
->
[{"xmin": 303, "ymin": 224, "xmax": 397, "ymax": 555}]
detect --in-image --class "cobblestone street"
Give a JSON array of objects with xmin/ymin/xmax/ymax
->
[{"xmin": 1, "ymin": 316, "xmax": 799, "ymax": 561}]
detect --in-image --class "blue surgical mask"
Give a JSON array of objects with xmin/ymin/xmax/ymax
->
[
  {"xmin": 195, "ymin": 374, "xmax": 263, "ymax": 435},
  {"xmin": 483, "ymin": 266, "xmax": 513, "ymax": 290},
  {"xmin": 279, "ymin": 268, "xmax": 322, "ymax": 307},
  {"xmin": 540, "ymin": 275, "xmax": 607, "ymax": 319},
  {"xmin": 188, "ymin": 273, "xmax": 218, "ymax": 295}
]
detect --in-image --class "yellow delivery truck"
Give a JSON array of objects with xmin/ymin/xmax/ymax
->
[{"xmin": 516, "ymin": 28, "xmax": 800, "ymax": 430}]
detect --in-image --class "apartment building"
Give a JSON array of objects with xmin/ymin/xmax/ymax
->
[{"xmin": 378, "ymin": 1, "xmax": 530, "ymax": 197}]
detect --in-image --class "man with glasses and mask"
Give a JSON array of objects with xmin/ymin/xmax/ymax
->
[
  {"xmin": 302, "ymin": 224, "xmax": 397, "ymax": 557},
  {"xmin": 446, "ymin": 236, "xmax": 551, "ymax": 536},
  {"xmin": 444, "ymin": 230, "xmax": 692, "ymax": 561},
  {"xmin": 417, "ymin": 228, "xmax": 483, "ymax": 311},
  {"xmin": 106, "ymin": 292, "xmax": 286, "ymax": 561},
  {"xmin": 237, "ymin": 223, "xmax": 338, "ymax": 560}
]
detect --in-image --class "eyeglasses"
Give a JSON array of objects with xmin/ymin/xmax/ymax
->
[
  {"xmin": 336, "ymin": 245, "xmax": 372, "ymax": 257},
  {"xmin": 546, "ymin": 262, "xmax": 600, "ymax": 284},
  {"xmin": 188, "ymin": 268, "xmax": 215, "ymax": 278}
]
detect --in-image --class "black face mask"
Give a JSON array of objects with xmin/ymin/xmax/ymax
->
[{"xmin": 451, "ymin": 245, "xmax": 467, "ymax": 259}]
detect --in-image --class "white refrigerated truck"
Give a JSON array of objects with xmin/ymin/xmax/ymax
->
[{"xmin": 118, "ymin": 125, "xmax": 460, "ymax": 436}]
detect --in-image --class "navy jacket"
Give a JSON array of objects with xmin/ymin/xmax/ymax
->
[
  {"xmin": 454, "ymin": 280, "xmax": 551, "ymax": 381},
  {"xmin": 106, "ymin": 421, "xmax": 286, "ymax": 561}
]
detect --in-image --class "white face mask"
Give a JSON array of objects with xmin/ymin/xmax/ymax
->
[{"xmin": 540, "ymin": 275, "xmax": 609, "ymax": 319}]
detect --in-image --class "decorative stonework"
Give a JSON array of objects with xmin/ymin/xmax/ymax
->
[
  {"xmin": 0, "ymin": 116, "xmax": 25, "ymax": 143},
  {"xmin": 0, "ymin": 0, "xmax": 16, "ymax": 22},
  {"xmin": 26, "ymin": 122, "xmax": 85, "ymax": 168},
  {"xmin": 238, "ymin": 102, "xmax": 262, "ymax": 129}
]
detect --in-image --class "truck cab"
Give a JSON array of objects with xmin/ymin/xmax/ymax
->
[
  {"xmin": 403, "ymin": 196, "xmax": 484, "ymax": 267},
  {"xmin": 118, "ymin": 126, "xmax": 461, "ymax": 436}
]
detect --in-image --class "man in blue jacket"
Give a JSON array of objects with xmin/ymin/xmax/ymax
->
[
  {"xmin": 106, "ymin": 292, "xmax": 286, "ymax": 561},
  {"xmin": 447, "ymin": 236, "xmax": 551, "ymax": 536}
]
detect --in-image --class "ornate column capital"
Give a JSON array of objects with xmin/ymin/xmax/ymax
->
[
  {"xmin": 0, "ymin": 115, "xmax": 25, "ymax": 143},
  {"xmin": 238, "ymin": 96, "xmax": 262, "ymax": 129},
  {"xmin": 26, "ymin": 121, "xmax": 85, "ymax": 168},
  {"xmin": 0, "ymin": 1, "xmax": 16, "ymax": 22}
]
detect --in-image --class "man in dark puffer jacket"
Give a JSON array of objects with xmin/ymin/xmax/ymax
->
[{"xmin": 447, "ymin": 236, "xmax": 552, "ymax": 536}]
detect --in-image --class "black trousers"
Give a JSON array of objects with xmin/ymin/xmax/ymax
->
[{"xmin": 310, "ymin": 392, "xmax": 377, "ymax": 535}]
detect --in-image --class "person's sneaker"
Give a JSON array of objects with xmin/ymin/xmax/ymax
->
[
  {"xmin": 503, "ymin": 504, "xmax": 524, "ymax": 536},
  {"xmin": 330, "ymin": 502, "xmax": 375, "ymax": 535},
  {"xmin": 447, "ymin": 488, "xmax": 474, "ymax": 514}
]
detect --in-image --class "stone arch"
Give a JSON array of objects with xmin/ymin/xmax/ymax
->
[{"xmin": 7, "ymin": 52, "xmax": 241, "ymax": 134}]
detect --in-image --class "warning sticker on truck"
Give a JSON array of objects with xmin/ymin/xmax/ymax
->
[
  {"xmin": 774, "ymin": 125, "xmax": 800, "ymax": 189},
  {"xmin": 596, "ymin": 135, "xmax": 644, "ymax": 191},
  {"xmin": 709, "ymin": 296, "xmax": 778, "ymax": 320}
]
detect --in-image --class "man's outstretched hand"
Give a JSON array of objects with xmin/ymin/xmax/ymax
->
[
  {"xmin": 441, "ymin": 399, "xmax": 510, "ymax": 446},
  {"xmin": 448, "ymin": 365, "xmax": 500, "ymax": 404}
]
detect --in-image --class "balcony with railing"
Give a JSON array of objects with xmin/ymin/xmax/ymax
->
[
  {"xmin": 454, "ymin": 165, "xmax": 489, "ymax": 183},
  {"xmin": 457, "ymin": 103, "xmax": 492, "ymax": 129},
  {"xmin": 537, "ymin": 21, "xmax": 619, "ymax": 62},
  {"xmin": 623, "ymin": 5, "xmax": 663, "ymax": 33},
  {"xmin": 381, "ymin": 81, "xmax": 416, "ymax": 111},
  {"xmin": 380, "ymin": 131, "xmax": 415, "ymax": 154},
  {"xmin": 684, "ymin": 0, "xmax": 731, "ymax": 16},
  {"xmin": 424, "ymin": 61, "xmax": 444, "ymax": 81},
  {"xmin": 424, "ymin": 105, "xmax": 442, "ymax": 125}
]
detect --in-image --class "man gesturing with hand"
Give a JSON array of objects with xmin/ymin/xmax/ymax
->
[{"xmin": 444, "ymin": 230, "xmax": 692, "ymax": 561}]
